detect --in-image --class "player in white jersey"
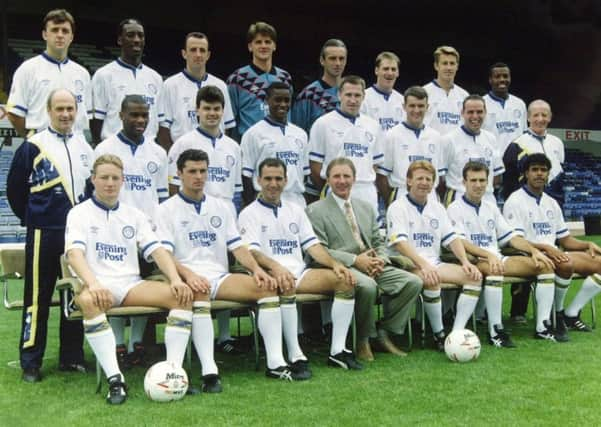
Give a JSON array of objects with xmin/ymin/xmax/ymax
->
[
  {"xmin": 168, "ymin": 85, "xmax": 241, "ymax": 216},
  {"xmin": 502, "ymin": 100, "xmax": 565, "ymax": 202},
  {"xmin": 157, "ymin": 32, "xmax": 235, "ymax": 151},
  {"xmin": 482, "ymin": 63, "xmax": 527, "ymax": 156},
  {"xmin": 360, "ymin": 51, "xmax": 405, "ymax": 131},
  {"xmin": 239, "ymin": 158, "xmax": 361, "ymax": 371},
  {"xmin": 386, "ymin": 160, "xmax": 482, "ymax": 351},
  {"xmin": 7, "ymin": 9, "xmax": 91, "ymax": 137},
  {"xmin": 91, "ymin": 19, "xmax": 163, "ymax": 145},
  {"xmin": 441, "ymin": 95, "xmax": 504, "ymax": 206},
  {"xmin": 423, "ymin": 46, "xmax": 469, "ymax": 135},
  {"xmin": 242, "ymin": 82, "xmax": 309, "ymax": 208},
  {"xmin": 94, "ymin": 94, "xmax": 168, "ymax": 368},
  {"xmin": 65, "ymin": 154, "xmax": 204, "ymax": 404},
  {"xmin": 158, "ymin": 148, "xmax": 306, "ymax": 382},
  {"xmin": 448, "ymin": 161, "xmax": 555, "ymax": 347},
  {"xmin": 504, "ymin": 153, "xmax": 601, "ymax": 341},
  {"xmin": 309, "ymin": 75, "xmax": 384, "ymax": 216},
  {"xmin": 376, "ymin": 86, "xmax": 445, "ymax": 206}
]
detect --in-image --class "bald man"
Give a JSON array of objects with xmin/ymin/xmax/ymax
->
[{"xmin": 7, "ymin": 88, "xmax": 94, "ymax": 382}]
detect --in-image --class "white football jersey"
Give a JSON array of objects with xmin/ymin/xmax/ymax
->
[
  {"xmin": 423, "ymin": 80, "xmax": 468, "ymax": 135},
  {"xmin": 360, "ymin": 85, "xmax": 405, "ymax": 131},
  {"xmin": 482, "ymin": 92, "xmax": 527, "ymax": 155},
  {"xmin": 238, "ymin": 198, "xmax": 319, "ymax": 278}
]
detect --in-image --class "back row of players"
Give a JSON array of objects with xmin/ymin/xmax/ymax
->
[{"xmin": 9, "ymin": 9, "xmax": 600, "ymax": 403}]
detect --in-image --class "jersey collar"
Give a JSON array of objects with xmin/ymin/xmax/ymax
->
[
  {"xmin": 41, "ymin": 51, "xmax": 69, "ymax": 65},
  {"xmin": 92, "ymin": 196, "xmax": 119, "ymax": 212},
  {"xmin": 402, "ymin": 121, "xmax": 424, "ymax": 138},
  {"xmin": 372, "ymin": 84, "xmax": 392, "ymax": 100},
  {"xmin": 522, "ymin": 185, "xmax": 543, "ymax": 205},
  {"xmin": 258, "ymin": 197, "xmax": 282, "ymax": 218},
  {"xmin": 432, "ymin": 79, "xmax": 454, "ymax": 90},
  {"xmin": 318, "ymin": 79, "xmax": 333, "ymax": 89},
  {"xmin": 264, "ymin": 116, "xmax": 287, "ymax": 134},
  {"xmin": 461, "ymin": 125, "xmax": 480, "ymax": 138},
  {"xmin": 196, "ymin": 126, "xmax": 223, "ymax": 145},
  {"xmin": 335, "ymin": 108, "xmax": 358, "ymax": 124},
  {"xmin": 488, "ymin": 91, "xmax": 508, "ymax": 107},
  {"xmin": 48, "ymin": 126, "xmax": 73, "ymax": 140},
  {"xmin": 462, "ymin": 194, "xmax": 481, "ymax": 214},
  {"xmin": 526, "ymin": 129, "xmax": 546, "ymax": 142},
  {"xmin": 182, "ymin": 69, "xmax": 208, "ymax": 85},
  {"xmin": 178, "ymin": 192, "xmax": 206, "ymax": 214},
  {"xmin": 116, "ymin": 58, "xmax": 143, "ymax": 75},
  {"xmin": 250, "ymin": 63, "xmax": 277, "ymax": 75},
  {"xmin": 117, "ymin": 131, "xmax": 145, "ymax": 155},
  {"xmin": 406, "ymin": 194, "xmax": 427, "ymax": 214}
]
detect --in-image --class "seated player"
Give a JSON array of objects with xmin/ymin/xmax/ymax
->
[
  {"xmin": 65, "ymin": 154, "xmax": 205, "ymax": 404},
  {"xmin": 504, "ymin": 153, "xmax": 601, "ymax": 341},
  {"xmin": 157, "ymin": 149, "xmax": 305, "ymax": 381},
  {"xmin": 387, "ymin": 160, "xmax": 482, "ymax": 350},
  {"xmin": 238, "ymin": 158, "xmax": 360, "ymax": 371},
  {"xmin": 447, "ymin": 161, "xmax": 555, "ymax": 347}
]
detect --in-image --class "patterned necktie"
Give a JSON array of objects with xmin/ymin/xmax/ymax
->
[{"xmin": 344, "ymin": 201, "xmax": 366, "ymax": 252}]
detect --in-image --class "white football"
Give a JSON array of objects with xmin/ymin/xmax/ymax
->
[
  {"xmin": 444, "ymin": 329, "xmax": 481, "ymax": 362},
  {"xmin": 144, "ymin": 361, "xmax": 189, "ymax": 402}
]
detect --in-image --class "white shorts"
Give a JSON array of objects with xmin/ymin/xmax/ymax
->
[
  {"xmin": 105, "ymin": 279, "xmax": 145, "ymax": 306},
  {"xmin": 208, "ymin": 272, "xmax": 233, "ymax": 300}
]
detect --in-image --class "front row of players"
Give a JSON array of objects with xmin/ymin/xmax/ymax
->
[{"xmin": 67, "ymin": 151, "xmax": 601, "ymax": 404}]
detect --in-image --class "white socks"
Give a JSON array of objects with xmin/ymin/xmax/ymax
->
[
  {"xmin": 164, "ymin": 309, "xmax": 192, "ymax": 367},
  {"xmin": 192, "ymin": 302, "xmax": 218, "ymax": 376},
  {"xmin": 453, "ymin": 285, "xmax": 481, "ymax": 330},
  {"xmin": 330, "ymin": 291, "xmax": 355, "ymax": 355},
  {"xmin": 554, "ymin": 275, "xmax": 572, "ymax": 312},
  {"xmin": 536, "ymin": 274, "xmax": 555, "ymax": 332},
  {"xmin": 423, "ymin": 289, "xmax": 443, "ymax": 334},
  {"xmin": 484, "ymin": 276, "xmax": 504, "ymax": 336},
  {"xmin": 84, "ymin": 314, "xmax": 121, "ymax": 380},
  {"xmin": 280, "ymin": 296, "xmax": 306, "ymax": 363},
  {"xmin": 566, "ymin": 274, "xmax": 601, "ymax": 317},
  {"xmin": 257, "ymin": 297, "xmax": 286, "ymax": 369}
]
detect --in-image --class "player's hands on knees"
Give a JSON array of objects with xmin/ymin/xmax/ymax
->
[
  {"xmin": 333, "ymin": 262, "xmax": 356, "ymax": 287},
  {"xmin": 587, "ymin": 242, "xmax": 601, "ymax": 258},
  {"xmin": 253, "ymin": 266, "xmax": 277, "ymax": 290},
  {"xmin": 486, "ymin": 255, "xmax": 504, "ymax": 275},
  {"xmin": 532, "ymin": 249, "xmax": 555, "ymax": 270},
  {"xmin": 183, "ymin": 271, "xmax": 211, "ymax": 294},
  {"xmin": 87, "ymin": 283, "xmax": 113, "ymax": 312},
  {"xmin": 269, "ymin": 264, "xmax": 296, "ymax": 292},
  {"xmin": 544, "ymin": 246, "xmax": 570, "ymax": 264},
  {"xmin": 419, "ymin": 264, "xmax": 441, "ymax": 287},
  {"xmin": 170, "ymin": 279, "xmax": 193, "ymax": 306},
  {"xmin": 462, "ymin": 262, "xmax": 482, "ymax": 281}
]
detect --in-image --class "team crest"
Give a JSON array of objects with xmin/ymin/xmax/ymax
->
[
  {"xmin": 487, "ymin": 219, "xmax": 495, "ymax": 229},
  {"xmin": 430, "ymin": 219, "xmax": 439, "ymax": 229},
  {"xmin": 122, "ymin": 225, "xmax": 135, "ymax": 239},
  {"xmin": 289, "ymin": 222, "xmax": 299, "ymax": 234},
  {"xmin": 294, "ymin": 138, "xmax": 304, "ymax": 150},
  {"xmin": 226, "ymin": 155, "xmax": 236, "ymax": 167},
  {"xmin": 74, "ymin": 80, "xmax": 84, "ymax": 92},
  {"xmin": 513, "ymin": 109, "xmax": 522, "ymax": 118},
  {"xmin": 485, "ymin": 148, "xmax": 493, "ymax": 157},
  {"xmin": 428, "ymin": 144, "xmax": 436, "ymax": 154},
  {"xmin": 147, "ymin": 161, "xmax": 159, "ymax": 174},
  {"xmin": 148, "ymin": 83, "xmax": 158, "ymax": 95},
  {"xmin": 210, "ymin": 216, "xmax": 222, "ymax": 228},
  {"xmin": 546, "ymin": 210, "xmax": 554, "ymax": 220}
]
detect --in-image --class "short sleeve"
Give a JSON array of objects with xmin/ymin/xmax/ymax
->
[
  {"xmin": 92, "ymin": 71, "xmax": 109, "ymax": 120},
  {"xmin": 386, "ymin": 201, "xmax": 410, "ymax": 247},
  {"xmin": 6, "ymin": 63, "xmax": 31, "ymax": 118},
  {"xmin": 238, "ymin": 208, "xmax": 261, "ymax": 251},
  {"xmin": 308, "ymin": 119, "xmax": 326, "ymax": 163},
  {"xmin": 240, "ymin": 130, "xmax": 257, "ymax": 178},
  {"xmin": 65, "ymin": 207, "xmax": 88, "ymax": 253}
]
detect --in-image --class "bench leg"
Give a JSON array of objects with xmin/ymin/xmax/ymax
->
[{"xmin": 248, "ymin": 308, "xmax": 260, "ymax": 371}]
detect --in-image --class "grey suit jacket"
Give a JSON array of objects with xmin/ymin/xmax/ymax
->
[{"xmin": 306, "ymin": 193, "xmax": 390, "ymax": 267}]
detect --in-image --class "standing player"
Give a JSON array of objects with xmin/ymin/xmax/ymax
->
[
  {"xmin": 7, "ymin": 9, "xmax": 91, "ymax": 137},
  {"xmin": 158, "ymin": 149, "xmax": 304, "ymax": 381},
  {"xmin": 441, "ymin": 95, "xmax": 504, "ymax": 206},
  {"xmin": 157, "ymin": 32, "xmax": 235, "ymax": 151},
  {"xmin": 504, "ymin": 153, "xmax": 601, "ymax": 340},
  {"xmin": 387, "ymin": 160, "xmax": 482, "ymax": 350},
  {"xmin": 227, "ymin": 22, "xmax": 292, "ymax": 140},
  {"xmin": 241, "ymin": 82, "xmax": 309, "ymax": 208},
  {"xmin": 502, "ymin": 99, "xmax": 565, "ymax": 202},
  {"xmin": 482, "ymin": 62, "xmax": 527, "ymax": 156},
  {"xmin": 423, "ymin": 46, "xmax": 468, "ymax": 135},
  {"xmin": 447, "ymin": 161, "xmax": 555, "ymax": 347},
  {"xmin": 7, "ymin": 89, "xmax": 93, "ymax": 382},
  {"xmin": 360, "ymin": 51, "xmax": 405, "ymax": 131},
  {"xmin": 65, "ymin": 154, "xmax": 203, "ymax": 403},
  {"xmin": 167, "ymin": 85, "xmax": 241, "ymax": 215},
  {"xmin": 376, "ymin": 85, "xmax": 444, "ymax": 206},
  {"xmin": 291, "ymin": 39, "xmax": 347, "ymax": 133},
  {"xmin": 91, "ymin": 18, "xmax": 163, "ymax": 145},
  {"xmin": 309, "ymin": 75, "xmax": 384, "ymax": 217},
  {"xmin": 94, "ymin": 94, "xmax": 168, "ymax": 366},
  {"xmin": 239, "ymin": 158, "xmax": 360, "ymax": 371}
]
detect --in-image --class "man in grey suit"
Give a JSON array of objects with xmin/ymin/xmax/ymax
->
[{"xmin": 306, "ymin": 157, "xmax": 422, "ymax": 361}]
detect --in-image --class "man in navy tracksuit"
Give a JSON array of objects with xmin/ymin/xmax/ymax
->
[{"xmin": 7, "ymin": 88, "xmax": 94, "ymax": 382}]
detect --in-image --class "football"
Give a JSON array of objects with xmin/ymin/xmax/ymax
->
[
  {"xmin": 444, "ymin": 329, "xmax": 481, "ymax": 362},
  {"xmin": 144, "ymin": 361, "xmax": 189, "ymax": 402}
]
